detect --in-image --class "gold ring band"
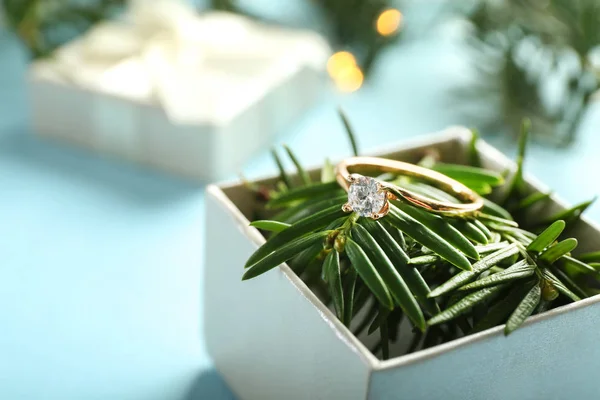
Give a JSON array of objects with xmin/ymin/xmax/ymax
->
[{"xmin": 335, "ymin": 156, "xmax": 483, "ymax": 219}]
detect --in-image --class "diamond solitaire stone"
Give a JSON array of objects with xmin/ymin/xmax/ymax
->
[{"xmin": 348, "ymin": 176, "xmax": 386, "ymax": 217}]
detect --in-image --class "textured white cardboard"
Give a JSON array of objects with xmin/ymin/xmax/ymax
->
[{"xmin": 204, "ymin": 127, "xmax": 600, "ymax": 399}]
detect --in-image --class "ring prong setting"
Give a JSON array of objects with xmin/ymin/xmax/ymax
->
[
  {"xmin": 342, "ymin": 203, "xmax": 353, "ymax": 213},
  {"xmin": 348, "ymin": 173, "xmax": 362, "ymax": 183},
  {"xmin": 371, "ymin": 201, "xmax": 390, "ymax": 220}
]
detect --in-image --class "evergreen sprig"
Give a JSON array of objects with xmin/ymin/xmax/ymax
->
[
  {"xmin": 243, "ymin": 117, "xmax": 598, "ymax": 360},
  {"xmin": 2, "ymin": 0, "xmax": 125, "ymax": 58},
  {"xmin": 450, "ymin": 0, "xmax": 600, "ymax": 144}
]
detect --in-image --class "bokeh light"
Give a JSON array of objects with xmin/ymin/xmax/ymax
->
[
  {"xmin": 326, "ymin": 51, "xmax": 357, "ymax": 77},
  {"xmin": 327, "ymin": 51, "xmax": 363, "ymax": 93},
  {"xmin": 376, "ymin": 8, "xmax": 403, "ymax": 37},
  {"xmin": 333, "ymin": 65, "xmax": 364, "ymax": 93}
]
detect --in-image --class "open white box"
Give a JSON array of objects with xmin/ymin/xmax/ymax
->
[{"xmin": 205, "ymin": 127, "xmax": 600, "ymax": 400}]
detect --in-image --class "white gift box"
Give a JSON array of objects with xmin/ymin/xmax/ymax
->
[
  {"xmin": 28, "ymin": 3, "xmax": 329, "ymax": 180},
  {"xmin": 204, "ymin": 127, "xmax": 600, "ymax": 400}
]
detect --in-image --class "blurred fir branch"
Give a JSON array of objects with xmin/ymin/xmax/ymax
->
[
  {"xmin": 450, "ymin": 0, "xmax": 600, "ymax": 144},
  {"xmin": 210, "ymin": 0, "xmax": 403, "ymax": 77},
  {"xmin": 2, "ymin": 0, "xmax": 125, "ymax": 58},
  {"xmin": 243, "ymin": 117, "xmax": 599, "ymax": 360},
  {"xmin": 2, "ymin": 0, "xmax": 403, "ymax": 78}
]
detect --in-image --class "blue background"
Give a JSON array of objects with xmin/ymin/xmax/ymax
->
[{"xmin": 1, "ymin": 4, "xmax": 599, "ymax": 399}]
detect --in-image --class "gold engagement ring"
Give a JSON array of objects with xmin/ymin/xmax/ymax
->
[{"xmin": 335, "ymin": 156, "xmax": 484, "ymax": 219}]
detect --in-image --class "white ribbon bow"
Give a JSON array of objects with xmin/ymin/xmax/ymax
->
[{"xmin": 31, "ymin": 0, "xmax": 329, "ymax": 124}]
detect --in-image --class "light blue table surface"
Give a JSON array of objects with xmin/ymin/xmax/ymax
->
[{"xmin": 1, "ymin": 16, "xmax": 599, "ymax": 400}]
